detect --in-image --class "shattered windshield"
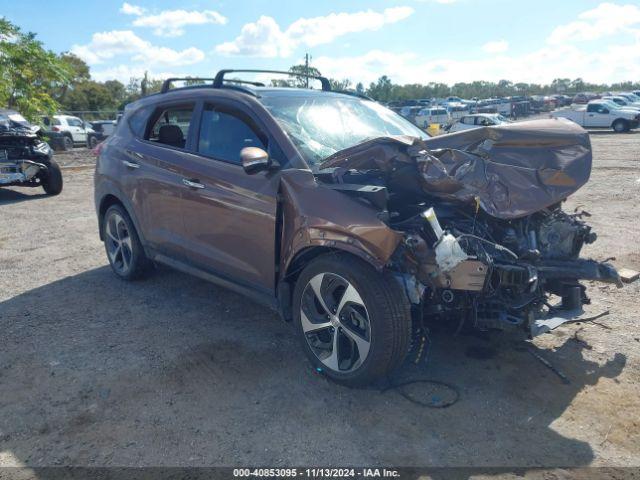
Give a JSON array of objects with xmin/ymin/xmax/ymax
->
[{"xmin": 259, "ymin": 94, "xmax": 429, "ymax": 167}]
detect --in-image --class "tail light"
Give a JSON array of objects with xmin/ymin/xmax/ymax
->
[{"xmin": 52, "ymin": 126, "xmax": 60, "ymax": 132}]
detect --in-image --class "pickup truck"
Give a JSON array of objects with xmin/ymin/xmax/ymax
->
[{"xmin": 551, "ymin": 101, "xmax": 640, "ymax": 132}]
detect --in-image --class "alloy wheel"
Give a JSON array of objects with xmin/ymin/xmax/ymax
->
[
  {"xmin": 300, "ymin": 272, "xmax": 371, "ymax": 373},
  {"xmin": 105, "ymin": 212, "xmax": 133, "ymax": 275}
]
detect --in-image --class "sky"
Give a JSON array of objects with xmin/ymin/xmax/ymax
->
[{"xmin": 3, "ymin": 0, "xmax": 640, "ymax": 86}]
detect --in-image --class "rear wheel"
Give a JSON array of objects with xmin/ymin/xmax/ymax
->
[
  {"xmin": 612, "ymin": 119, "xmax": 628, "ymax": 133},
  {"xmin": 293, "ymin": 253, "xmax": 412, "ymax": 387},
  {"xmin": 102, "ymin": 205, "xmax": 150, "ymax": 280},
  {"xmin": 41, "ymin": 159, "xmax": 63, "ymax": 195},
  {"xmin": 88, "ymin": 135, "xmax": 99, "ymax": 149},
  {"xmin": 63, "ymin": 135, "xmax": 73, "ymax": 150}
]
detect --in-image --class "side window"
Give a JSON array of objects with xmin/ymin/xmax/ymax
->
[
  {"xmin": 127, "ymin": 105, "xmax": 153, "ymax": 138},
  {"xmin": 146, "ymin": 105, "xmax": 194, "ymax": 149},
  {"xmin": 586, "ymin": 104, "xmax": 596, "ymax": 113},
  {"xmin": 461, "ymin": 116, "xmax": 473, "ymax": 125},
  {"xmin": 67, "ymin": 117, "xmax": 83, "ymax": 127},
  {"xmin": 197, "ymin": 106, "xmax": 266, "ymax": 164}
]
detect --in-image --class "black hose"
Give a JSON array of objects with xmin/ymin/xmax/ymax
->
[{"xmin": 380, "ymin": 377, "xmax": 460, "ymax": 408}]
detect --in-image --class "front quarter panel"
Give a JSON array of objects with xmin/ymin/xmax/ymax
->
[{"xmin": 279, "ymin": 169, "xmax": 403, "ymax": 274}]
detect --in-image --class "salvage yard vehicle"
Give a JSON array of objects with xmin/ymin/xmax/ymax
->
[
  {"xmin": 447, "ymin": 113, "xmax": 511, "ymax": 133},
  {"xmin": 414, "ymin": 107, "xmax": 449, "ymax": 128},
  {"xmin": 95, "ymin": 70, "xmax": 620, "ymax": 387},
  {"xmin": 0, "ymin": 109, "xmax": 63, "ymax": 195},
  {"xmin": 41, "ymin": 114, "xmax": 97, "ymax": 149},
  {"xmin": 551, "ymin": 100, "xmax": 640, "ymax": 132}
]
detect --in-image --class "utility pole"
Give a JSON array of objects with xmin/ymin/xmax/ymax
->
[{"xmin": 304, "ymin": 53, "xmax": 311, "ymax": 88}]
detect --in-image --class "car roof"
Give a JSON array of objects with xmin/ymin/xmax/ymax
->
[{"xmin": 128, "ymin": 85, "xmax": 369, "ymax": 111}]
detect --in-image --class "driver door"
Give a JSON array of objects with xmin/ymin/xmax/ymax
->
[{"xmin": 179, "ymin": 101, "xmax": 280, "ymax": 292}]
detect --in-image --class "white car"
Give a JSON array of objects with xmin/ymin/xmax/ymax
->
[
  {"xmin": 447, "ymin": 114, "xmax": 511, "ymax": 133},
  {"xmin": 414, "ymin": 107, "xmax": 449, "ymax": 128},
  {"xmin": 602, "ymin": 96, "xmax": 640, "ymax": 109},
  {"xmin": 551, "ymin": 100, "xmax": 640, "ymax": 132},
  {"xmin": 42, "ymin": 115, "xmax": 97, "ymax": 150}
]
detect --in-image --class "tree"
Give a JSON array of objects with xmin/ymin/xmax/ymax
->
[
  {"xmin": 329, "ymin": 78, "xmax": 352, "ymax": 91},
  {"xmin": 288, "ymin": 64, "xmax": 322, "ymax": 88},
  {"xmin": 366, "ymin": 76, "xmax": 394, "ymax": 102},
  {"xmin": 0, "ymin": 18, "xmax": 71, "ymax": 120}
]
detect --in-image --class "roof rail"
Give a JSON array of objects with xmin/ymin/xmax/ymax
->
[
  {"xmin": 213, "ymin": 69, "xmax": 331, "ymax": 91},
  {"xmin": 334, "ymin": 90, "xmax": 374, "ymax": 101},
  {"xmin": 160, "ymin": 77, "xmax": 216, "ymax": 94}
]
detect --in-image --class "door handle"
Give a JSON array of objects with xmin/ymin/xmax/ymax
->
[
  {"xmin": 122, "ymin": 160, "xmax": 140, "ymax": 169},
  {"xmin": 183, "ymin": 178, "xmax": 205, "ymax": 189},
  {"xmin": 126, "ymin": 150, "xmax": 144, "ymax": 160}
]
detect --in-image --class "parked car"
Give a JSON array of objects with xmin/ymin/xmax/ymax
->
[
  {"xmin": 551, "ymin": 101, "xmax": 640, "ymax": 132},
  {"xmin": 399, "ymin": 105, "xmax": 423, "ymax": 124},
  {"xmin": 95, "ymin": 70, "xmax": 619, "ymax": 386},
  {"xmin": 41, "ymin": 115, "xmax": 98, "ymax": 149},
  {"xmin": 90, "ymin": 120, "xmax": 117, "ymax": 143},
  {"xmin": 601, "ymin": 96, "xmax": 640, "ymax": 109},
  {"xmin": 414, "ymin": 107, "xmax": 449, "ymax": 128},
  {"xmin": 0, "ymin": 109, "xmax": 63, "ymax": 195},
  {"xmin": 447, "ymin": 113, "xmax": 511, "ymax": 133}
]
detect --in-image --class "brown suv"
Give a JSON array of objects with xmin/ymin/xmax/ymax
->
[{"xmin": 95, "ymin": 70, "xmax": 619, "ymax": 387}]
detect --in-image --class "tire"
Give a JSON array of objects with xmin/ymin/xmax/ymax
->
[
  {"xmin": 102, "ymin": 204, "xmax": 150, "ymax": 280},
  {"xmin": 88, "ymin": 136, "xmax": 99, "ymax": 149},
  {"xmin": 63, "ymin": 135, "xmax": 74, "ymax": 150},
  {"xmin": 293, "ymin": 253, "xmax": 412, "ymax": 387},
  {"xmin": 612, "ymin": 119, "xmax": 628, "ymax": 133},
  {"xmin": 41, "ymin": 159, "xmax": 63, "ymax": 195}
]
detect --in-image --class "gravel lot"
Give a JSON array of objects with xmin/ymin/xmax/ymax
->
[{"xmin": 0, "ymin": 131, "xmax": 639, "ymax": 469}]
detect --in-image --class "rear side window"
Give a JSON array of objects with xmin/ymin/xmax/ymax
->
[
  {"xmin": 197, "ymin": 106, "xmax": 266, "ymax": 164},
  {"xmin": 147, "ymin": 105, "xmax": 195, "ymax": 149},
  {"xmin": 127, "ymin": 106, "xmax": 153, "ymax": 138}
]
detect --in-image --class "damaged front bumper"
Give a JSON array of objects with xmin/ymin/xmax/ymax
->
[{"xmin": 0, "ymin": 160, "xmax": 48, "ymax": 186}]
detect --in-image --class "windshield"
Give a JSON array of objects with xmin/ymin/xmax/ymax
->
[{"xmin": 259, "ymin": 94, "xmax": 429, "ymax": 167}]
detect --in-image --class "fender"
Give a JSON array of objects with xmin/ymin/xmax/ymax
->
[{"xmin": 278, "ymin": 169, "xmax": 402, "ymax": 277}]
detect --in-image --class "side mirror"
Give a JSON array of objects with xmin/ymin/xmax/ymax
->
[{"xmin": 240, "ymin": 147, "xmax": 271, "ymax": 174}]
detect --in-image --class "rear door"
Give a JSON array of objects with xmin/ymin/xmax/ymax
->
[
  {"xmin": 122, "ymin": 102, "xmax": 196, "ymax": 261},
  {"xmin": 179, "ymin": 100, "xmax": 280, "ymax": 292}
]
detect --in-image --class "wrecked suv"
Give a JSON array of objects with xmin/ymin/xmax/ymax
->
[
  {"xmin": 0, "ymin": 109, "xmax": 63, "ymax": 195},
  {"xmin": 95, "ymin": 70, "xmax": 620, "ymax": 387}
]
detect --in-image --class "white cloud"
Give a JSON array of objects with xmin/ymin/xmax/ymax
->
[
  {"xmin": 131, "ymin": 9, "xmax": 228, "ymax": 37},
  {"xmin": 90, "ymin": 65, "xmax": 186, "ymax": 84},
  {"xmin": 120, "ymin": 2, "xmax": 145, "ymax": 16},
  {"xmin": 314, "ymin": 39, "xmax": 640, "ymax": 86},
  {"xmin": 71, "ymin": 30, "xmax": 204, "ymax": 67},
  {"xmin": 216, "ymin": 6, "xmax": 414, "ymax": 57},
  {"xmin": 482, "ymin": 40, "xmax": 509, "ymax": 54},
  {"xmin": 548, "ymin": 2, "xmax": 640, "ymax": 44}
]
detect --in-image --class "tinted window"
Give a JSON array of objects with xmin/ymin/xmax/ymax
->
[
  {"xmin": 147, "ymin": 105, "xmax": 194, "ymax": 149},
  {"xmin": 198, "ymin": 107, "xmax": 266, "ymax": 164}
]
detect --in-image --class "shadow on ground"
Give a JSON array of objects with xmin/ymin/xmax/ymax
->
[
  {"xmin": 0, "ymin": 188, "xmax": 48, "ymax": 205},
  {"xmin": 0, "ymin": 266, "xmax": 626, "ymax": 470}
]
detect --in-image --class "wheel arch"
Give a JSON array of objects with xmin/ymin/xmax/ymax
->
[
  {"xmin": 96, "ymin": 191, "xmax": 147, "ymax": 250},
  {"xmin": 277, "ymin": 245, "xmax": 383, "ymax": 322},
  {"xmin": 611, "ymin": 118, "xmax": 629, "ymax": 130}
]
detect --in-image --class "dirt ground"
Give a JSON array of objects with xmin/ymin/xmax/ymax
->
[{"xmin": 0, "ymin": 131, "xmax": 639, "ymax": 471}]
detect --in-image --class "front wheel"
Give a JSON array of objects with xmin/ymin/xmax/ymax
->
[
  {"xmin": 293, "ymin": 253, "xmax": 412, "ymax": 387},
  {"xmin": 41, "ymin": 159, "xmax": 63, "ymax": 195},
  {"xmin": 612, "ymin": 119, "xmax": 628, "ymax": 133}
]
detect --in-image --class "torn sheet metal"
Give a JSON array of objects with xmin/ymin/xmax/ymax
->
[{"xmin": 320, "ymin": 118, "xmax": 592, "ymax": 220}]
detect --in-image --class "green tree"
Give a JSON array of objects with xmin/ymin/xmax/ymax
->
[
  {"xmin": 0, "ymin": 18, "xmax": 71, "ymax": 120},
  {"xmin": 366, "ymin": 75, "xmax": 394, "ymax": 102}
]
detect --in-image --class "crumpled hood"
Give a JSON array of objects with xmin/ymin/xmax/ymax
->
[{"xmin": 319, "ymin": 118, "xmax": 592, "ymax": 219}]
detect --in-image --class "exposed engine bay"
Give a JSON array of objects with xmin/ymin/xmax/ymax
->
[{"xmin": 314, "ymin": 119, "xmax": 621, "ymax": 337}]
